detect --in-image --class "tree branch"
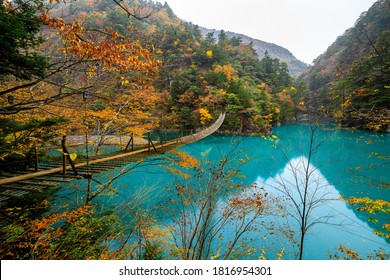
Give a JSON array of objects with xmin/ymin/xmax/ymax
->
[
  {"xmin": 110, "ymin": 0, "xmax": 158, "ymax": 20},
  {"xmin": 0, "ymin": 58, "xmax": 87, "ymax": 97}
]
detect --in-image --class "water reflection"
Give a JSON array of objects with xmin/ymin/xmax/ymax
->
[
  {"xmin": 53, "ymin": 124, "xmax": 390, "ymax": 259},
  {"xmin": 255, "ymin": 156, "xmax": 389, "ymax": 259}
]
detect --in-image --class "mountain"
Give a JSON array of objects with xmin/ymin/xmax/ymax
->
[
  {"xmin": 199, "ymin": 27, "xmax": 308, "ymax": 77},
  {"xmin": 298, "ymin": 0, "xmax": 390, "ymax": 132}
]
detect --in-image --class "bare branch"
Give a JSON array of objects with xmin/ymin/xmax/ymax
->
[{"xmin": 110, "ymin": 0, "xmax": 159, "ymax": 20}]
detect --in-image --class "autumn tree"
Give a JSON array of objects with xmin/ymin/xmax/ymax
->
[
  {"xmin": 0, "ymin": 188, "xmax": 163, "ymax": 259},
  {"xmin": 329, "ymin": 244, "xmax": 389, "ymax": 260},
  {"xmin": 0, "ymin": 0, "xmax": 163, "ymax": 163},
  {"xmin": 0, "ymin": 0, "xmax": 61, "ymax": 166},
  {"xmin": 265, "ymin": 125, "xmax": 339, "ymax": 260},
  {"xmin": 164, "ymin": 147, "xmax": 270, "ymax": 260}
]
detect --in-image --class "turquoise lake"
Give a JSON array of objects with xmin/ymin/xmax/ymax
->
[{"xmin": 56, "ymin": 124, "xmax": 390, "ymax": 259}]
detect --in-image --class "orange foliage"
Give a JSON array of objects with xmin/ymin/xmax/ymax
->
[
  {"xmin": 169, "ymin": 150, "xmax": 200, "ymax": 169},
  {"xmin": 198, "ymin": 108, "xmax": 213, "ymax": 125},
  {"xmin": 214, "ymin": 64, "xmax": 238, "ymax": 81},
  {"xmin": 40, "ymin": 11, "xmax": 161, "ymax": 84},
  {"xmin": 2, "ymin": 206, "xmax": 94, "ymax": 259},
  {"xmin": 1, "ymin": 6, "xmax": 163, "ymax": 157},
  {"xmin": 161, "ymin": 150, "xmax": 200, "ymax": 179}
]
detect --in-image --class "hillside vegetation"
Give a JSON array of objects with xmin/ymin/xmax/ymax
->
[
  {"xmin": 300, "ymin": 0, "xmax": 390, "ymax": 132},
  {"xmin": 0, "ymin": 0, "xmax": 306, "ymax": 165}
]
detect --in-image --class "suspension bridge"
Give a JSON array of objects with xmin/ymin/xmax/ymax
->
[{"xmin": 0, "ymin": 112, "xmax": 225, "ymax": 204}]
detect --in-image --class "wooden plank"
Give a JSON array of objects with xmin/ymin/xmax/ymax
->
[
  {"xmin": 0, "ymin": 189, "xmax": 30, "ymax": 198},
  {"xmin": 32, "ymin": 177, "xmax": 72, "ymax": 183},
  {"xmin": 1, "ymin": 184, "xmax": 46, "ymax": 193},
  {"xmin": 92, "ymin": 162, "xmax": 122, "ymax": 168},
  {"xmin": 0, "ymin": 172, "xmax": 27, "ymax": 177},
  {"xmin": 91, "ymin": 165, "xmax": 120, "ymax": 170},
  {"xmin": 1, "ymin": 171, "xmax": 31, "ymax": 176},
  {"xmin": 18, "ymin": 181, "xmax": 58, "ymax": 187},
  {"xmin": 0, "ymin": 171, "xmax": 61, "ymax": 180},
  {"xmin": 78, "ymin": 165, "xmax": 108, "ymax": 171},
  {"xmin": 20, "ymin": 185, "xmax": 47, "ymax": 192},
  {"xmin": 44, "ymin": 173, "xmax": 83, "ymax": 179},
  {"xmin": 39, "ymin": 163, "xmax": 62, "ymax": 168}
]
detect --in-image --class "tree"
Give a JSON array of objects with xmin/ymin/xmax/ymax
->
[
  {"xmin": 329, "ymin": 244, "xmax": 389, "ymax": 260},
  {"xmin": 0, "ymin": 0, "xmax": 162, "ymax": 162},
  {"xmin": 205, "ymin": 32, "xmax": 216, "ymax": 45},
  {"xmin": 266, "ymin": 125, "xmax": 339, "ymax": 259},
  {"xmin": 0, "ymin": 0, "xmax": 49, "ymax": 80},
  {"xmin": 165, "ymin": 147, "xmax": 269, "ymax": 260},
  {"xmin": 110, "ymin": 0, "xmax": 159, "ymax": 20},
  {"xmin": 0, "ymin": 150, "xmax": 201, "ymax": 259},
  {"xmin": 260, "ymin": 51, "xmax": 291, "ymax": 89},
  {"xmin": 0, "ymin": 188, "xmax": 162, "ymax": 260}
]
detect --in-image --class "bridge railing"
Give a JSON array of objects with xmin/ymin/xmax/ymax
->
[{"xmin": 178, "ymin": 111, "xmax": 225, "ymax": 144}]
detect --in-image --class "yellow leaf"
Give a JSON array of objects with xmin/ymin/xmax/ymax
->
[{"xmin": 69, "ymin": 153, "xmax": 77, "ymax": 161}]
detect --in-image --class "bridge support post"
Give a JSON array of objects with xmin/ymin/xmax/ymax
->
[
  {"xmin": 176, "ymin": 131, "xmax": 183, "ymax": 143},
  {"xmin": 34, "ymin": 146, "xmax": 38, "ymax": 172},
  {"xmin": 61, "ymin": 136, "xmax": 78, "ymax": 177},
  {"xmin": 61, "ymin": 136, "xmax": 66, "ymax": 176},
  {"xmin": 124, "ymin": 133, "xmax": 134, "ymax": 151},
  {"xmin": 147, "ymin": 133, "xmax": 158, "ymax": 153}
]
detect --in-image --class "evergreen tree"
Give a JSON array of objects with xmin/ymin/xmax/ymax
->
[{"xmin": 0, "ymin": 0, "xmax": 49, "ymax": 80}]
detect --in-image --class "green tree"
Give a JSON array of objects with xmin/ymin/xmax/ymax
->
[
  {"xmin": 260, "ymin": 51, "xmax": 291, "ymax": 89},
  {"xmin": 0, "ymin": 0, "xmax": 49, "ymax": 80}
]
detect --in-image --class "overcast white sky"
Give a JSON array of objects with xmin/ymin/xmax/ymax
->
[{"xmin": 163, "ymin": 0, "xmax": 376, "ymax": 64}]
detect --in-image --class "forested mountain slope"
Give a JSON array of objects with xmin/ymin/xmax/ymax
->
[{"xmin": 299, "ymin": 0, "xmax": 390, "ymax": 132}]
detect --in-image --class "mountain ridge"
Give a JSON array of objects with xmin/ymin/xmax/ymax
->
[{"xmin": 197, "ymin": 27, "xmax": 308, "ymax": 77}]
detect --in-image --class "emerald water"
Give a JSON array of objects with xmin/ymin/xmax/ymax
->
[{"xmin": 56, "ymin": 124, "xmax": 390, "ymax": 259}]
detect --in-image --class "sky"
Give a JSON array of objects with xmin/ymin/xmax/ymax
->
[{"xmin": 163, "ymin": 0, "xmax": 377, "ymax": 64}]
